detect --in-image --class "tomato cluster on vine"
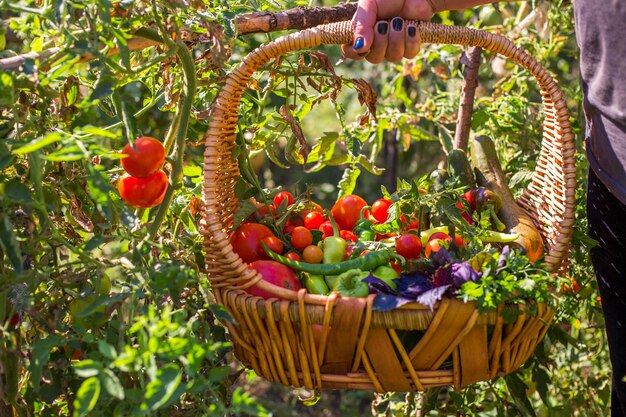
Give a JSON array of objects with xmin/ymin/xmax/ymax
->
[{"xmin": 117, "ymin": 137, "xmax": 168, "ymax": 208}]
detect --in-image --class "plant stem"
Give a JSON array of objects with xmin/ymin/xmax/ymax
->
[{"xmin": 147, "ymin": 40, "xmax": 196, "ymax": 240}]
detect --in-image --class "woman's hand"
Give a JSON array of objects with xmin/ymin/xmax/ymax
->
[{"xmin": 341, "ymin": 0, "xmax": 436, "ymax": 63}]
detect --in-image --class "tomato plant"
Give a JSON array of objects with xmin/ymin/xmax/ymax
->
[
  {"xmin": 117, "ymin": 170, "xmax": 168, "ymax": 208},
  {"xmin": 331, "ymin": 195, "xmax": 368, "ymax": 231},
  {"xmin": 120, "ymin": 136, "xmax": 166, "ymax": 177}
]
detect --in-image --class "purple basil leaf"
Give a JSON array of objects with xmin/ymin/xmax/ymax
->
[
  {"xmin": 415, "ymin": 285, "xmax": 451, "ymax": 311},
  {"xmin": 498, "ymin": 245, "xmax": 510, "ymax": 268},
  {"xmin": 372, "ymin": 294, "xmax": 415, "ymax": 311},
  {"xmin": 363, "ymin": 274, "xmax": 398, "ymax": 295},
  {"xmin": 395, "ymin": 271, "xmax": 432, "ymax": 293},
  {"xmin": 432, "ymin": 247, "xmax": 453, "ymax": 267},
  {"xmin": 451, "ymin": 261, "xmax": 482, "ymax": 288},
  {"xmin": 433, "ymin": 265, "xmax": 453, "ymax": 287}
]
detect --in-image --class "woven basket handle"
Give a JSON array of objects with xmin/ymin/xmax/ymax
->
[{"xmin": 202, "ymin": 21, "xmax": 576, "ymax": 291}]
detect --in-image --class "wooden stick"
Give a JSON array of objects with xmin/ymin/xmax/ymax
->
[
  {"xmin": 453, "ymin": 46, "xmax": 482, "ymax": 151},
  {"xmin": 0, "ymin": 3, "xmax": 357, "ymax": 71}
]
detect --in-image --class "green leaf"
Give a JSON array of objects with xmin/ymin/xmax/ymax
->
[
  {"xmin": 12, "ymin": 132, "xmax": 64, "ymax": 155},
  {"xmin": 29, "ymin": 335, "xmax": 63, "ymax": 390},
  {"xmin": 337, "ymin": 166, "xmax": 360, "ymax": 199},
  {"xmin": 0, "ymin": 215, "xmax": 23, "ymax": 274},
  {"xmin": 73, "ymin": 377, "xmax": 101, "ymax": 417},
  {"xmin": 101, "ymin": 369, "xmax": 125, "ymax": 400},
  {"xmin": 0, "ymin": 71, "xmax": 14, "ymax": 107},
  {"xmin": 141, "ymin": 364, "xmax": 182, "ymax": 411},
  {"xmin": 74, "ymin": 359, "xmax": 102, "ymax": 378},
  {"xmin": 98, "ymin": 340, "xmax": 117, "ymax": 360},
  {"xmin": 505, "ymin": 372, "xmax": 537, "ymax": 417},
  {"xmin": 1, "ymin": 179, "xmax": 35, "ymax": 205}
]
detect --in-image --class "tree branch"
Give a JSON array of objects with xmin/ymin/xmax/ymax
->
[
  {"xmin": 453, "ymin": 46, "xmax": 482, "ymax": 152},
  {"xmin": 0, "ymin": 3, "xmax": 357, "ymax": 71}
]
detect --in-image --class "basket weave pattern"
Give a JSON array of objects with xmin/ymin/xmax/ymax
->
[{"xmin": 201, "ymin": 21, "xmax": 575, "ymax": 392}]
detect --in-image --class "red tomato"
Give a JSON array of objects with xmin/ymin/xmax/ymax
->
[
  {"xmin": 371, "ymin": 198, "xmax": 393, "ymax": 223},
  {"xmin": 456, "ymin": 201, "xmax": 474, "ymax": 225},
  {"xmin": 118, "ymin": 170, "xmax": 168, "ymax": 208},
  {"xmin": 285, "ymin": 252, "xmax": 302, "ymax": 262},
  {"xmin": 291, "ymin": 226, "xmax": 313, "ymax": 251},
  {"xmin": 120, "ymin": 137, "xmax": 165, "ymax": 178},
  {"xmin": 262, "ymin": 235, "xmax": 284, "ymax": 255},
  {"xmin": 428, "ymin": 232, "xmax": 451, "ymax": 242},
  {"xmin": 283, "ymin": 215, "xmax": 304, "ymax": 235},
  {"xmin": 274, "ymin": 191, "xmax": 295, "ymax": 208},
  {"xmin": 255, "ymin": 204, "xmax": 276, "ymax": 221},
  {"xmin": 331, "ymin": 195, "xmax": 368, "ymax": 231},
  {"xmin": 395, "ymin": 233, "xmax": 423, "ymax": 259},
  {"xmin": 304, "ymin": 211, "xmax": 325, "ymax": 231},
  {"xmin": 229, "ymin": 223, "xmax": 275, "ymax": 264},
  {"xmin": 400, "ymin": 214, "xmax": 420, "ymax": 230},
  {"xmin": 247, "ymin": 260, "xmax": 302, "ymax": 299},
  {"xmin": 340, "ymin": 230, "xmax": 357, "ymax": 242},
  {"xmin": 299, "ymin": 201, "xmax": 324, "ymax": 217},
  {"xmin": 302, "ymin": 245, "xmax": 323, "ymax": 264},
  {"xmin": 425, "ymin": 239, "xmax": 446, "ymax": 258},
  {"xmin": 319, "ymin": 221, "xmax": 334, "ymax": 239}
]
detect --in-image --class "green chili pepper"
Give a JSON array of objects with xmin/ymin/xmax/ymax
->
[
  {"xmin": 420, "ymin": 225, "xmax": 520, "ymax": 245},
  {"xmin": 262, "ymin": 243, "xmax": 400, "ymax": 276},
  {"xmin": 333, "ymin": 269, "xmax": 370, "ymax": 298},
  {"xmin": 304, "ymin": 273, "xmax": 330, "ymax": 295}
]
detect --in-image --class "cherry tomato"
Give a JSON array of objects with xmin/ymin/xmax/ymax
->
[
  {"xmin": 274, "ymin": 191, "xmax": 295, "ymax": 208},
  {"xmin": 319, "ymin": 221, "xmax": 334, "ymax": 239},
  {"xmin": 425, "ymin": 239, "xmax": 447, "ymax": 258},
  {"xmin": 302, "ymin": 245, "xmax": 323, "ymax": 264},
  {"xmin": 229, "ymin": 223, "xmax": 275, "ymax": 264},
  {"xmin": 456, "ymin": 201, "xmax": 473, "ymax": 225},
  {"xmin": 255, "ymin": 204, "xmax": 276, "ymax": 221},
  {"xmin": 117, "ymin": 170, "xmax": 168, "ymax": 208},
  {"xmin": 291, "ymin": 226, "xmax": 313, "ymax": 251},
  {"xmin": 400, "ymin": 214, "xmax": 420, "ymax": 230},
  {"xmin": 120, "ymin": 136, "xmax": 165, "ymax": 178},
  {"xmin": 283, "ymin": 215, "xmax": 304, "ymax": 235},
  {"xmin": 285, "ymin": 252, "xmax": 302, "ymax": 262},
  {"xmin": 339, "ymin": 230, "xmax": 357, "ymax": 242},
  {"xmin": 299, "ymin": 201, "xmax": 324, "ymax": 217},
  {"xmin": 428, "ymin": 232, "xmax": 451, "ymax": 242},
  {"xmin": 331, "ymin": 194, "xmax": 368, "ymax": 231},
  {"xmin": 371, "ymin": 198, "xmax": 393, "ymax": 223},
  {"xmin": 304, "ymin": 211, "xmax": 325, "ymax": 231},
  {"xmin": 262, "ymin": 235, "xmax": 284, "ymax": 255},
  {"xmin": 395, "ymin": 233, "xmax": 423, "ymax": 259}
]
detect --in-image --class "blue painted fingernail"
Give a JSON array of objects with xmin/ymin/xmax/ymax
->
[
  {"xmin": 392, "ymin": 18, "xmax": 403, "ymax": 31},
  {"xmin": 377, "ymin": 22, "xmax": 388, "ymax": 35},
  {"xmin": 354, "ymin": 37, "xmax": 364, "ymax": 50},
  {"xmin": 408, "ymin": 26, "xmax": 416, "ymax": 37}
]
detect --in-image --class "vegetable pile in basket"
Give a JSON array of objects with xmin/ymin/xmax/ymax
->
[{"xmin": 230, "ymin": 136, "xmax": 557, "ymax": 313}]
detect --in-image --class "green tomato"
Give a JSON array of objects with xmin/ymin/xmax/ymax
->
[
  {"xmin": 69, "ymin": 294, "xmax": 107, "ymax": 328},
  {"xmin": 96, "ymin": 273, "xmax": 112, "ymax": 295},
  {"xmin": 372, "ymin": 265, "xmax": 399, "ymax": 290}
]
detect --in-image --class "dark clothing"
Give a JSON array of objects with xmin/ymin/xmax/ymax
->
[
  {"xmin": 575, "ymin": 0, "xmax": 626, "ymax": 205},
  {"xmin": 575, "ymin": 1, "xmax": 626, "ymax": 414},
  {"xmin": 587, "ymin": 168, "xmax": 626, "ymax": 416}
]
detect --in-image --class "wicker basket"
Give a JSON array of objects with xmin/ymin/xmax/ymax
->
[{"xmin": 201, "ymin": 21, "xmax": 576, "ymax": 392}]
